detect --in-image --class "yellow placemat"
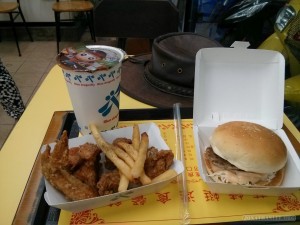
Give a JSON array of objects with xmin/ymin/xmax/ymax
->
[{"xmin": 58, "ymin": 120, "xmax": 300, "ymax": 225}]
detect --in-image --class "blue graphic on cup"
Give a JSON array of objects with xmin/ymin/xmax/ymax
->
[
  {"xmin": 74, "ymin": 75, "xmax": 83, "ymax": 83},
  {"xmin": 65, "ymin": 72, "xmax": 72, "ymax": 81},
  {"xmin": 85, "ymin": 75, "xmax": 95, "ymax": 83},
  {"xmin": 108, "ymin": 70, "xmax": 115, "ymax": 79},
  {"xmin": 98, "ymin": 85, "xmax": 120, "ymax": 116},
  {"xmin": 97, "ymin": 74, "xmax": 106, "ymax": 81}
]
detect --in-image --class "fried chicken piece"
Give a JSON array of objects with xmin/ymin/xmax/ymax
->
[
  {"xmin": 78, "ymin": 142, "xmax": 101, "ymax": 160},
  {"xmin": 97, "ymin": 170, "xmax": 120, "ymax": 196},
  {"xmin": 72, "ymin": 143, "xmax": 101, "ymax": 187},
  {"xmin": 68, "ymin": 147, "xmax": 82, "ymax": 170},
  {"xmin": 73, "ymin": 145, "xmax": 100, "ymax": 186},
  {"xmin": 144, "ymin": 147, "xmax": 174, "ymax": 179},
  {"xmin": 68, "ymin": 143, "xmax": 101, "ymax": 171},
  {"xmin": 73, "ymin": 160, "xmax": 99, "ymax": 189},
  {"xmin": 41, "ymin": 145, "xmax": 54, "ymax": 175},
  {"xmin": 44, "ymin": 166, "xmax": 98, "ymax": 201},
  {"xmin": 41, "ymin": 130, "xmax": 99, "ymax": 201},
  {"xmin": 50, "ymin": 130, "xmax": 69, "ymax": 169},
  {"xmin": 104, "ymin": 155, "xmax": 117, "ymax": 170}
]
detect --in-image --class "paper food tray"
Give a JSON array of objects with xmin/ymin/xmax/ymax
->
[{"xmin": 41, "ymin": 122, "xmax": 184, "ymax": 212}]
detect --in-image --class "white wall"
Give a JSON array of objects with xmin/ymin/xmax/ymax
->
[{"xmin": 0, "ymin": 0, "xmax": 72, "ymax": 22}]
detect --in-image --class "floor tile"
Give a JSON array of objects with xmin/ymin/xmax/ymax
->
[
  {"xmin": 17, "ymin": 61, "xmax": 52, "ymax": 74},
  {"xmin": 0, "ymin": 108, "xmax": 16, "ymax": 125},
  {"xmin": 18, "ymin": 85, "xmax": 38, "ymax": 105},
  {"xmin": 2, "ymin": 60, "xmax": 24, "ymax": 74},
  {"xmin": 0, "ymin": 124, "xmax": 15, "ymax": 149},
  {"xmin": 13, "ymin": 71, "xmax": 45, "ymax": 87}
]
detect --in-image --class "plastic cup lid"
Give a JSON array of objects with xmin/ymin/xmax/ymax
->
[{"xmin": 56, "ymin": 45, "xmax": 125, "ymax": 72}]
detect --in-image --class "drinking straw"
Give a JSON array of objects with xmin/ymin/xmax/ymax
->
[{"xmin": 173, "ymin": 103, "xmax": 190, "ymax": 224}]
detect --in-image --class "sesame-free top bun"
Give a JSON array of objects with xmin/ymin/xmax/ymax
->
[{"xmin": 210, "ymin": 121, "xmax": 287, "ymax": 174}]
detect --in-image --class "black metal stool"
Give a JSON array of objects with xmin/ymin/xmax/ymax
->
[
  {"xmin": 0, "ymin": 0, "xmax": 33, "ymax": 56},
  {"xmin": 52, "ymin": 0, "xmax": 96, "ymax": 54}
]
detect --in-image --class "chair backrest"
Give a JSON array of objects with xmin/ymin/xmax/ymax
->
[{"xmin": 94, "ymin": 0, "xmax": 179, "ymax": 39}]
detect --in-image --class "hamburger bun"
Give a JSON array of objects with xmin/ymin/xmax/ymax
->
[{"xmin": 204, "ymin": 121, "xmax": 287, "ymax": 186}]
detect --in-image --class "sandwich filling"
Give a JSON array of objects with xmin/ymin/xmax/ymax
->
[{"xmin": 204, "ymin": 147, "xmax": 276, "ymax": 186}]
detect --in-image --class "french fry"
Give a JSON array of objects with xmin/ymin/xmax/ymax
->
[
  {"xmin": 115, "ymin": 141, "xmax": 138, "ymax": 160},
  {"xmin": 132, "ymin": 124, "xmax": 140, "ymax": 151},
  {"xmin": 119, "ymin": 126, "xmax": 151, "ymax": 185},
  {"xmin": 113, "ymin": 145, "xmax": 135, "ymax": 167},
  {"xmin": 140, "ymin": 172, "xmax": 151, "ymax": 185},
  {"xmin": 151, "ymin": 169, "xmax": 178, "ymax": 183},
  {"xmin": 131, "ymin": 132, "xmax": 149, "ymax": 178},
  {"xmin": 114, "ymin": 140, "xmax": 151, "ymax": 185},
  {"xmin": 118, "ymin": 172, "xmax": 129, "ymax": 192},
  {"xmin": 89, "ymin": 124, "xmax": 133, "ymax": 180}
]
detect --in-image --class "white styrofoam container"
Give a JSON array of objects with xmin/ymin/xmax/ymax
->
[
  {"xmin": 41, "ymin": 123, "xmax": 184, "ymax": 212},
  {"xmin": 193, "ymin": 47, "xmax": 300, "ymax": 196}
]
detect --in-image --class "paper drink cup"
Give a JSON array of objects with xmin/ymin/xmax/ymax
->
[{"xmin": 56, "ymin": 45, "xmax": 125, "ymax": 134}]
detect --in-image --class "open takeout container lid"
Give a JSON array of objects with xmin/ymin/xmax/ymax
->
[
  {"xmin": 41, "ymin": 122, "xmax": 184, "ymax": 212},
  {"xmin": 192, "ymin": 47, "xmax": 300, "ymax": 195}
]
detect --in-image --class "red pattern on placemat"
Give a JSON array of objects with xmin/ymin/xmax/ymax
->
[
  {"xmin": 108, "ymin": 201, "xmax": 122, "ymax": 207},
  {"xmin": 158, "ymin": 122, "xmax": 193, "ymax": 131},
  {"xmin": 158, "ymin": 124, "xmax": 174, "ymax": 131},
  {"xmin": 203, "ymin": 190, "xmax": 220, "ymax": 201},
  {"xmin": 181, "ymin": 123, "xmax": 193, "ymax": 130},
  {"xmin": 156, "ymin": 192, "xmax": 171, "ymax": 204},
  {"xmin": 273, "ymin": 194, "xmax": 300, "ymax": 212},
  {"xmin": 228, "ymin": 194, "xmax": 243, "ymax": 200},
  {"xmin": 132, "ymin": 195, "xmax": 147, "ymax": 205},
  {"xmin": 70, "ymin": 210, "xmax": 104, "ymax": 224},
  {"xmin": 188, "ymin": 190, "xmax": 196, "ymax": 202}
]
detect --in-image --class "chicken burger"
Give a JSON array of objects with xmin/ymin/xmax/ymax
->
[{"xmin": 204, "ymin": 121, "xmax": 287, "ymax": 186}]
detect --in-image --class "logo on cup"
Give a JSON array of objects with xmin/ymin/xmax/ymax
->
[{"xmin": 98, "ymin": 85, "xmax": 120, "ymax": 117}]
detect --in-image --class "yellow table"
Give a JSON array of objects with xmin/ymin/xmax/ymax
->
[{"xmin": 0, "ymin": 65, "xmax": 299, "ymax": 225}]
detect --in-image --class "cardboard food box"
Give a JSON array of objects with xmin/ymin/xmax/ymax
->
[
  {"xmin": 193, "ymin": 47, "xmax": 300, "ymax": 196},
  {"xmin": 42, "ymin": 123, "xmax": 184, "ymax": 212}
]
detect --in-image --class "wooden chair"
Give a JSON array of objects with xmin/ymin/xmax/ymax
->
[
  {"xmin": 0, "ymin": 0, "xmax": 33, "ymax": 56},
  {"xmin": 52, "ymin": 0, "xmax": 96, "ymax": 54}
]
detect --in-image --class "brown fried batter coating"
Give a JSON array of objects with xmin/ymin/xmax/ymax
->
[
  {"xmin": 73, "ymin": 160, "xmax": 99, "ymax": 189},
  {"xmin": 73, "ymin": 160, "xmax": 100, "ymax": 188},
  {"xmin": 50, "ymin": 131, "xmax": 69, "ymax": 169},
  {"xmin": 41, "ymin": 131, "xmax": 99, "ymax": 201},
  {"xmin": 78, "ymin": 142, "xmax": 101, "ymax": 160},
  {"xmin": 104, "ymin": 155, "xmax": 117, "ymax": 170},
  {"xmin": 72, "ymin": 143, "xmax": 101, "ymax": 187},
  {"xmin": 144, "ymin": 147, "xmax": 174, "ymax": 179},
  {"xmin": 68, "ymin": 143, "xmax": 101, "ymax": 173},
  {"xmin": 46, "ymin": 168, "xmax": 98, "ymax": 201},
  {"xmin": 97, "ymin": 170, "xmax": 120, "ymax": 196},
  {"xmin": 68, "ymin": 147, "xmax": 82, "ymax": 170}
]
